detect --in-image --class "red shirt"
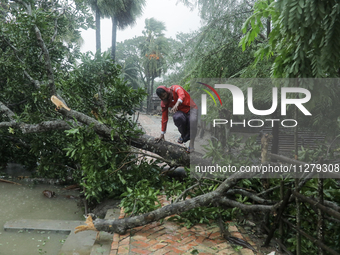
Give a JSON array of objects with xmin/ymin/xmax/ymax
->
[{"xmin": 160, "ymin": 85, "xmax": 198, "ymax": 133}]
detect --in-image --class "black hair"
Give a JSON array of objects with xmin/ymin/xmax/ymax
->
[{"xmin": 156, "ymin": 87, "xmax": 166, "ymax": 97}]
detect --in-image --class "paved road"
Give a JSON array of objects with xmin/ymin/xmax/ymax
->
[{"xmin": 137, "ymin": 112, "xmax": 187, "ymax": 149}]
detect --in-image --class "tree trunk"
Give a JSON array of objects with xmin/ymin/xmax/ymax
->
[
  {"xmin": 95, "ymin": 0, "xmax": 101, "ymax": 53},
  {"xmin": 75, "ymin": 171, "xmax": 266, "ymax": 235},
  {"xmin": 146, "ymin": 77, "xmax": 151, "ymax": 113},
  {"xmin": 271, "ymin": 109, "xmax": 279, "ymax": 155},
  {"xmin": 39, "ymin": 108, "xmax": 197, "ymax": 167},
  {"xmin": 1, "ymin": 99, "xmax": 200, "ymax": 167},
  {"xmin": 111, "ymin": 16, "xmax": 117, "ymax": 61},
  {"xmin": 149, "ymin": 76, "xmax": 154, "ymax": 111}
]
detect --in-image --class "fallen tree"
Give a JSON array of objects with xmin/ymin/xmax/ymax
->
[
  {"xmin": 74, "ymin": 171, "xmax": 269, "ymax": 234},
  {"xmin": 2, "ymin": 2, "xmax": 340, "ymax": 254},
  {"xmin": 0, "ymin": 103, "xmax": 193, "ymax": 167}
]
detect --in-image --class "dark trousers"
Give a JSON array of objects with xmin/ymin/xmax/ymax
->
[{"xmin": 173, "ymin": 108, "xmax": 198, "ymax": 143}]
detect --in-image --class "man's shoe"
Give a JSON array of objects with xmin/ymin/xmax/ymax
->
[{"xmin": 186, "ymin": 147, "xmax": 195, "ymax": 153}]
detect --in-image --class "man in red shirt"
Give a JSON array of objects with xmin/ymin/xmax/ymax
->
[{"xmin": 155, "ymin": 85, "xmax": 198, "ymax": 153}]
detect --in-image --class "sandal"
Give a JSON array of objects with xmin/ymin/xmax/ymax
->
[
  {"xmin": 177, "ymin": 137, "xmax": 184, "ymax": 144},
  {"xmin": 186, "ymin": 147, "xmax": 195, "ymax": 154}
]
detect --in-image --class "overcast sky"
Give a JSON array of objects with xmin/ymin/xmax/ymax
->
[{"xmin": 80, "ymin": 0, "xmax": 202, "ymax": 53}]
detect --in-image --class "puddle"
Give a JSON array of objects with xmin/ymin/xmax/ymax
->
[{"xmin": 0, "ymin": 180, "xmax": 83, "ymax": 255}]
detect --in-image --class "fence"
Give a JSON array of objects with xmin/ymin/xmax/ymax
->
[{"xmin": 260, "ymin": 133, "xmax": 340, "ymax": 255}]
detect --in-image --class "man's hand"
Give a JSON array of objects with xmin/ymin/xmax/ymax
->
[
  {"xmin": 155, "ymin": 134, "xmax": 165, "ymax": 143},
  {"xmin": 170, "ymin": 101, "xmax": 180, "ymax": 113}
]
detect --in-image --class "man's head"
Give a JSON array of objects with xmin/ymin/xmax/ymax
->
[{"xmin": 156, "ymin": 87, "xmax": 170, "ymax": 102}]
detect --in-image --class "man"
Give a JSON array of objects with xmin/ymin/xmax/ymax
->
[{"xmin": 155, "ymin": 85, "xmax": 198, "ymax": 153}]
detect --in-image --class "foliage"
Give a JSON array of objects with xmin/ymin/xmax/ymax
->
[
  {"xmin": 115, "ymin": 36, "xmax": 146, "ymax": 89},
  {"xmin": 64, "ymin": 122, "xmax": 159, "ymax": 202},
  {"xmin": 2, "ymin": 1, "xmax": 340, "ymax": 253},
  {"xmin": 115, "ymin": 18, "xmax": 169, "ymax": 111},
  {"xmin": 0, "ymin": 0, "xmax": 93, "ymax": 169},
  {"xmin": 240, "ymin": 0, "xmax": 340, "ymax": 135},
  {"xmin": 265, "ymin": 144, "xmax": 340, "ymax": 254},
  {"xmin": 141, "ymin": 18, "xmax": 168, "ymax": 79},
  {"xmin": 60, "ymin": 52, "xmax": 151, "ymax": 202},
  {"xmin": 120, "ymin": 179, "xmax": 162, "ymax": 216},
  {"xmin": 161, "ymin": 135, "xmax": 262, "ymax": 228},
  {"xmin": 99, "ymin": 0, "xmax": 146, "ymax": 59},
  {"xmin": 0, "ymin": 0, "xmax": 163, "ymax": 203},
  {"xmin": 240, "ymin": 0, "xmax": 340, "ymax": 78},
  {"xmin": 139, "ymin": 18, "xmax": 169, "ymax": 111},
  {"xmin": 172, "ymin": 0, "xmax": 256, "ymax": 82},
  {"xmin": 98, "ymin": 0, "xmax": 146, "ymax": 30}
]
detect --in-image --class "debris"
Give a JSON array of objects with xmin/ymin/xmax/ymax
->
[
  {"xmin": 42, "ymin": 190, "xmax": 55, "ymax": 198},
  {"xmin": 0, "ymin": 179, "xmax": 22, "ymax": 185}
]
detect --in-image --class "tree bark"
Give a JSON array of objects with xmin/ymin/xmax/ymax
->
[
  {"xmin": 282, "ymin": 218, "xmax": 340, "ymax": 255},
  {"xmin": 76, "ymin": 171, "xmax": 268, "ymax": 235},
  {"xmin": 95, "ymin": 0, "xmax": 101, "ymax": 53},
  {"xmin": 111, "ymin": 16, "xmax": 117, "ymax": 60},
  {"xmin": 61, "ymin": 108, "xmax": 214, "ymax": 167},
  {"xmin": 292, "ymin": 191, "xmax": 340, "ymax": 221},
  {"xmin": 146, "ymin": 76, "xmax": 151, "ymax": 113},
  {"xmin": 1, "ymin": 102, "xmax": 198, "ymax": 167}
]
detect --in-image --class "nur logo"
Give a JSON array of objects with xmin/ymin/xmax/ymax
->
[
  {"xmin": 198, "ymin": 82, "xmax": 312, "ymax": 116},
  {"xmin": 198, "ymin": 82, "xmax": 312, "ymax": 128}
]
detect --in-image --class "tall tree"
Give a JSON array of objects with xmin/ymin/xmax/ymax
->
[
  {"xmin": 174, "ymin": 0, "xmax": 255, "ymax": 80},
  {"xmin": 240, "ymin": 0, "xmax": 340, "ymax": 133},
  {"xmin": 241, "ymin": 0, "xmax": 340, "ymax": 78},
  {"xmin": 85, "ymin": 0, "xmax": 102, "ymax": 52},
  {"xmin": 140, "ymin": 18, "xmax": 168, "ymax": 112},
  {"xmin": 99, "ymin": 0, "xmax": 146, "ymax": 60},
  {"xmin": 116, "ymin": 36, "xmax": 145, "ymax": 89}
]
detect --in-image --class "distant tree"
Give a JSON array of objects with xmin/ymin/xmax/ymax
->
[
  {"xmin": 116, "ymin": 36, "xmax": 145, "ymax": 89},
  {"xmin": 85, "ymin": 0, "xmax": 102, "ymax": 52},
  {"xmin": 140, "ymin": 18, "xmax": 169, "ymax": 112},
  {"xmin": 173, "ymin": 0, "xmax": 255, "ymax": 80},
  {"xmin": 99, "ymin": 0, "xmax": 146, "ymax": 61},
  {"xmin": 160, "ymin": 34, "xmax": 195, "ymax": 86}
]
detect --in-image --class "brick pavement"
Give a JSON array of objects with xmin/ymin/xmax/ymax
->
[
  {"xmin": 109, "ymin": 196, "xmax": 257, "ymax": 255},
  {"xmin": 109, "ymin": 113, "xmax": 257, "ymax": 254}
]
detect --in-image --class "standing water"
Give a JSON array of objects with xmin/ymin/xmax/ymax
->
[{"xmin": 0, "ymin": 180, "xmax": 83, "ymax": 255}]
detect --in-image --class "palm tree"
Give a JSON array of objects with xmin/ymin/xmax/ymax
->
[
  {"xmin": 140, "ymin": 18, "xmax": 168, "ymax": 112},
  {"xmin": 99, "ymin": 0, "xmax": 146, "ymax": 60},
  {"xmin": 85, "ymin": 0, "xmax": 102, "ymax": 52}
]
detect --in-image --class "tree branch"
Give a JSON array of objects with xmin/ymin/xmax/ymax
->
[
  {"xmin": 33, "ymin": 24, "xmax": 56, "ymax": 96},
  {"xmin": 0, "ymin": 100, "xmax": 16, "ymax": 120},
  {"xmin": 282, "ymin": 218, "xmax": 340, "ymax": 255},
  {"xmin": 218, "ymin": 196, "xmax": 275, "ymax": 212},
  {"xmin": 51, "ymin": 9, "xmax": 65, "ymax": 43},
  {"xmin": 2, "ymin": 37, "xmax": 41, "ymax": 89},
  {"xmin": 174, "ymin": 183, "xmax": 200, "ymax": 203},
  {"xmin": 15, "ymin": 0, "xmax": 56, "ymax": 95},
  {"xmin": 77, "ymin": 171, "xmax": 251, "ymax": 234},
  {"xmin": 226, "ymin": 189, "xmax": 277, "ymax": 204},
  {"xmin": 19, "ymin": 120, "xmax": 73, "ymax": 134},
  {"xmin": 292, "ymin": 191, "xmax": 340, "ymax": 221},
  {"xmin": 0, "ymin": 104, "xmax": 197, "ymax": 166}
]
